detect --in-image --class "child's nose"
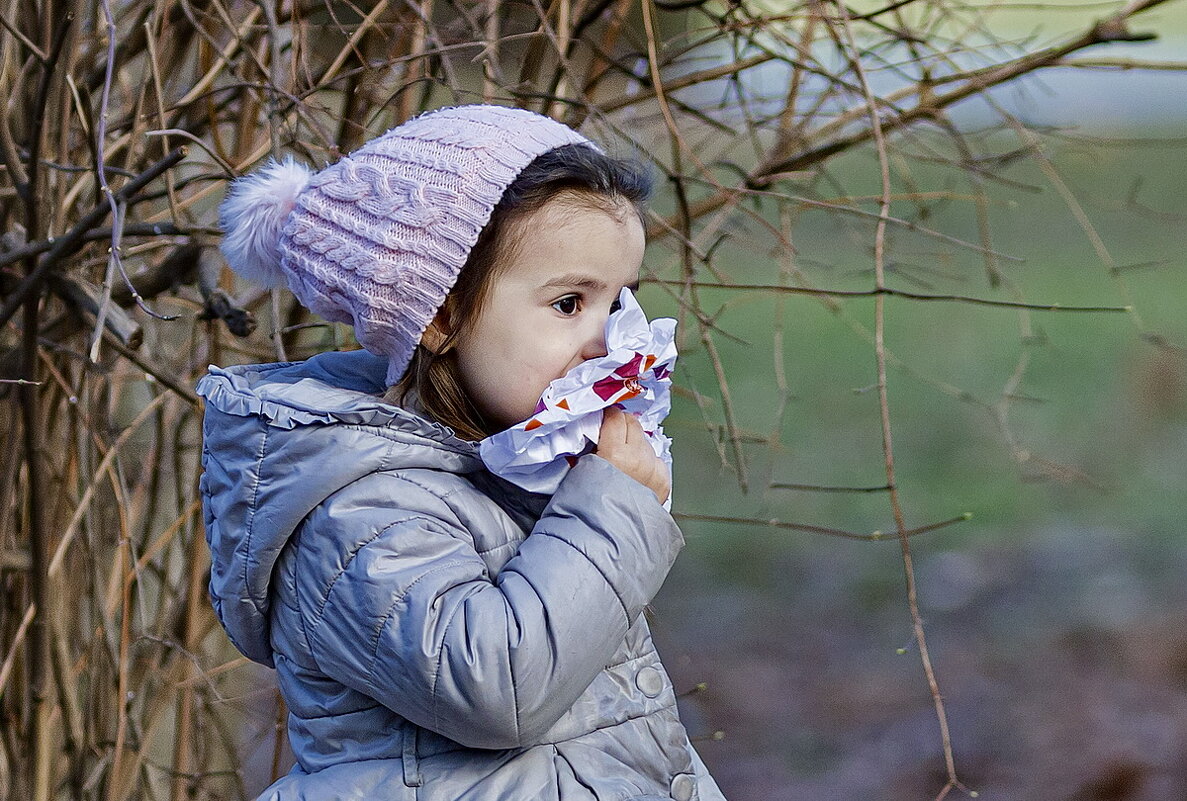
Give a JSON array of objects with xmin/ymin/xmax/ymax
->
[{"xmin": 579, "ymin": 323, "xmax": 609, "ymax": 362}]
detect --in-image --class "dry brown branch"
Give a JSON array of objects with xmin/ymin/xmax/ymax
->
[
  {"xmin": 0, "ymin": 146, "xmax": 188, "ymax": 329},
  {"xmin": 828, "ymin": 3, "xmax": 964, "ymax": 796},
  {"xmin": 673, "ymin": 511, "xmax": 972, "ymax": 542},
  {"xmin": 655, "ymin": 280, "xmax": 1132, "ymax": 312},
  {"xmin": 667, "ymin": 0, "xmax": 1178, "ymax": 228}
]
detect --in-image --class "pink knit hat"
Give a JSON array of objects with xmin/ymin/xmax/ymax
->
[{"xmin": 219, "ymin": 105, "xmax": 591, "ymax": 384}]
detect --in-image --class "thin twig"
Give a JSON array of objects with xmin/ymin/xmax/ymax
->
[
  {"xmin": 21, "ymin": 14, "xmax": 73, "ymax": 801},
  {"xmin": 835, "ymin": 3, "xmax": 964, "ymax": 796},
  {"xmin": 0, "ymin": 222, "xmax": 188, "ymax": 270},
  {"xmin": 96, "ymin": 0, "xmax": 173, "ymax": 323},
  {"xmin": 655, "ymin": 280, "xmax": 1131, "ymax": 312},
  {"xmin": 770, "ymin": 482, "xmax": 893, "ymax": 493},
  {"xmin": 663, "ymin": 0, "xmax": 1178, "ymax": 235},
  {"xmin": 0, "ymin": 604, "xmax": 36, "ymax": 695},
  {"xmin": 0, "ymin": 146, "xmax": 187, "ymax": 331},
  {"xmin": 672, "ymin": 512, "xmax": 971, "ymax": 541}
]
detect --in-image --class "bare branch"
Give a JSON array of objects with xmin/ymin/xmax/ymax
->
[{"xmin": 657, "ymin": 280, "xmax": 1133, "ymax": 313}]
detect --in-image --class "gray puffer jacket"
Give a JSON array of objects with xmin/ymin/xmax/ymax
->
[{"xmin": 197, "ymin": 350, "xmax": 726, "ymax": 801}]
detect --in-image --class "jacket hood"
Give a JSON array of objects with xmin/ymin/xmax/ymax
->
[{"xmin": 196, "ymin": 349, "xmax": 482, "ymax": 666}]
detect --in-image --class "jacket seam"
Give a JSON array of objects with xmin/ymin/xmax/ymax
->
[
  {"xmin": 307, "ymin": 557, "xmax": 472, "ymax": 698},
  {"xmin": 297, "ymin": 439, "xmax": 397, "ymax": 653},
  {"xmin": 553, "ymin": 747, "xmax": 598, "ymax": 796},
  {"xmin": 534, "ymin": 529, "xmax": 632, "ymax": 623},
  {"xmin": 291, "ymin": 530, "xmax": 317, "ymax": 658},
  {"xmin": 306, "ymin": 466, "xmax": 455, "ymax": 622},
  {"xmin": 340, "ymin": 422, "xmax": 479, "ymax": 459},
  {"xmin": 474, "ymin": 538, "xmax": 517, "ymax": 557},
  {"xmin": 352, "ymin": 421, "xmax": 480, "ymax": 460},
  {"xmin": 510, "ymin": 602, "xmax": 522, "ymax": 745},
  {"xmin": 413, "ymin": 697, "xmax": 679, "ymax": 759},
  {"xmin": 430, "ymin": 613, "xmax": 451, "ymax": 735},
  {"xmin": 285, "ymin": 699, "xmax": 381, "ymax": 721},
  {"xmin": 604, "ymin": 648, "xmax": 659, "ymax": 673},
  {"xmin": 420, "ymin": 570, "xmax": 518, "ymax": 743},
  {"xmin": 544, "ymin": 697, "xmax": 679, "ymax": 745},
  {"xmin": 417, "ymin": 567, "xmax": 515, "ymax": 740},
  {"xmin": 313, "ymin": 512, "xmax": 453, "ymax": 623},
  {"xmin": 369, "ymin": 558, "xmax": 474, "ymax": 666},
  {"xmin": 386, "ymin": 470, "xmax": 518, "ymax": 557},
  {"xmin": 386, "ymin": 470, "xmax": 464, "ymax": 505},
  {"xmin": 244, "ymin": 422, "xmax": 269, "ymax": 614}
]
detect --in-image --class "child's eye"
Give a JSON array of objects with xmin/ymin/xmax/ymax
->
[{"xmin": 551, "ymin": 295, "xmax": 580, "ymax": 315}]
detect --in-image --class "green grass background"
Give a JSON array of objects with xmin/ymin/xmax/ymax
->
[{"xmin": 649, "ymin": 127, "xmax": 1186, "ymax": 562}]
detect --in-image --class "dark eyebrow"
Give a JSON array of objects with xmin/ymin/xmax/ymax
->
[
  {"xmin": 540, "ymin": 274, "xmax": 641, "ymax": 293},
  {"xmin": 540, "ymin": 273, "xmax": 610, "ymax": 291}
]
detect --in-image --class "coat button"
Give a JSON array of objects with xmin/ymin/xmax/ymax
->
[
  {"xmin": 670, "ymin": 773, "xmax": 696, "ymax": 801},
  {"xmin": 635, "ymin": 666, "xmax": 664, "ymax": 698}
]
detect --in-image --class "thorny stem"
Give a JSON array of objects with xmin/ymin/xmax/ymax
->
[
  {"xmin": 835, "ymin": 2, "xmax": 964, "ymax": 797},
  {"xmin": 998, "ymin": 109, "xmax": 1149, "ymax": 333}
]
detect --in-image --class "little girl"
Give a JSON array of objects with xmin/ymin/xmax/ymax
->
[{"xmin": 198, "ymin": 105, "xmax": 725, "ymax": 801}]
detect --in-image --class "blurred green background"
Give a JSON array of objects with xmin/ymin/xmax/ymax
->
[{"xmin": 642, "ymin": 44, "xmax": 1187, "ymax": 801}]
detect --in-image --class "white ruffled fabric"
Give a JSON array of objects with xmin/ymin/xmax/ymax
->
[{"xmin": 479, "ymin": 289, "xmax": 677, "ymax": 507}]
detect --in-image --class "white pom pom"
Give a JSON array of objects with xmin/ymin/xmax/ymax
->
[{"xmin": 219, "ymin": 156, "xmax": 314, "ymax": 288}]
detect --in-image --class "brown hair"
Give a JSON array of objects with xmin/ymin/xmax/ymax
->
[{"xmin": 383, "ymin": 144, "xmax": 652, "ymax": 440}]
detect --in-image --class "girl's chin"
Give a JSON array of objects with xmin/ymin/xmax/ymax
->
[
  {"xmin": 482, "ymin": 386, "xmax": 558, "ymax": 430},
  {"xmin": 481, "ymin": 410, "xmax": 532, "ymax": 434}
]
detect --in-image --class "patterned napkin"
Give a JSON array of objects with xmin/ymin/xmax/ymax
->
[{"xmin": 479, "ymin": 288, "xmax": 677, "ymax": 507}]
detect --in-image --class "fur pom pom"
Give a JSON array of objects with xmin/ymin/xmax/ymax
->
[{"xmin": 219, "ymin": 156, "xmax": 314, "ymax": 288}]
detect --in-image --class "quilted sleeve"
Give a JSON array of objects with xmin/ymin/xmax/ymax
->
[{"xmin": 298, "ymin": 455, "xmax": 684, "ymax": 750}]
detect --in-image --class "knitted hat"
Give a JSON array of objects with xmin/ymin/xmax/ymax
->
[{"xmin": 219, "ymin": 105, "xmax": 592, "ymax": 384}]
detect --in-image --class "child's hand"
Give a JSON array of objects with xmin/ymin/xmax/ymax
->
[{"xmin": 596, "ymin": 406, "xmax": 671, "ymax": 505}]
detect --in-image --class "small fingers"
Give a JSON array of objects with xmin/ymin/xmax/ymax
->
[
  {"xmin": 594, "ymin": 407, "xmax": 668, "ymax": 504},
  {"xmin": 622, "ymin": 410, "xmax": 645, "ymax": 445},
  {"xmin": 599, "ymin": 405, "xmax": 625, "ymax": 443},
  {"xmin": 618, "ymin": 408, "xmax": 636, "ymax": 445}
]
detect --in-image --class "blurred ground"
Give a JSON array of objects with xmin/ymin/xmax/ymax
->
[{"xmin": 657, "ymin": 529, "xmax": 1187, "ymax": 801}]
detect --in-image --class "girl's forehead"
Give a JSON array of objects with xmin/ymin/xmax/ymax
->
[
  {"xmin": 496, "ymin": 205, "xmax": 645, "ymax": 291},
  {"xmin": 513, "ymin": 193, "xmax": 640, "ymax": 238}
]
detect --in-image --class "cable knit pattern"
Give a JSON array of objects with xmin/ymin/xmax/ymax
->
[{"xmin": 234, "ymin": 105, "xmax": 592, "ymax": 385}]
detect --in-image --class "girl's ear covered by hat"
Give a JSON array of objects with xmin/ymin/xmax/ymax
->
[{"xmin": 219, "ymin": 156, "xmax": 314, "ymax": 289}]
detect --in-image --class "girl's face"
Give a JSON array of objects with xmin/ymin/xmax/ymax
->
[{"xmin": 449, "ymin": 196, "xmax": 646, "ymax": 432}]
